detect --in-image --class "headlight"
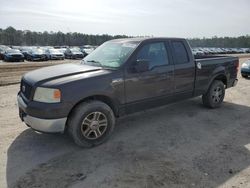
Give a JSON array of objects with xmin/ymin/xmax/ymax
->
[
  {"xmin": 242, "ymin": 63, "xmax": 249, "ymax": 69},
  {"xmin": 33, "ymin": 87, "xmax": 61, "ymax": 103}
]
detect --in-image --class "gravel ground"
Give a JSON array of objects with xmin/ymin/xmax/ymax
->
[
  {"xmin": 0, "ymin": 57, "xmax": 250, "ymax": 188},
  {"xmin": 0, "ymin": 59, "xmax": 79, "ymax": 86}
]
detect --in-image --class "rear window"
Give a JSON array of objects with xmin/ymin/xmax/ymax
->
[{"xmin": 172, "ymin": 41, "xmax": 189, "ymax": 64}]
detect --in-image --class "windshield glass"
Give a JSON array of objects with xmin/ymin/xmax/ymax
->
[
  {"xmin": 71, "ymin": 48, "xmax": 80, "ymax": 52},
  {"xmin": 31, "ymin": 49, "xmax": 44, "ymax": 54},
  {"xmin": 49, "ymin": 49, "xmax": 60, "ymax": 53},
  {"xmin": 83, "ymin": 41, "xmax": 138, "ymax": 68},
  {"xmin": 6, "ymin": 49, "xmax": 20, "ymax": 53}
]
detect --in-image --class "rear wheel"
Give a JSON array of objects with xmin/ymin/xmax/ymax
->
[
  {"xmin": 202, "ymin": 80, "xmax": 225, "ymax": 108},
  {"xmin": 67, "ymin": 100, "xmax": 115, "ymax": 147}
]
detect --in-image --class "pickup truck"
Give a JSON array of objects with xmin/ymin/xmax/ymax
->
[{"xmin": 18, "ymin": 38, "xmax": 239, "ymax": 147}]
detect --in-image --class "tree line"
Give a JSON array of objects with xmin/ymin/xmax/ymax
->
[{"xmin": 0, "ymin": 26, "xmax": 250, "ymax": 48}]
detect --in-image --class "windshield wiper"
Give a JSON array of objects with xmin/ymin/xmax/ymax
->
[
  {"xmin": 86, "ymin": 60, "xmax": 102, "ymax": 66},
  {"xmin": 83, "ymin": 60, "xmax": 116, "ymax": 70}
]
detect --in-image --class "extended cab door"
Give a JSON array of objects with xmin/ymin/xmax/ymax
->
[
  {"xmin": 124, "ymin": 41, "xmax": 174, "ymax": 113},
  {"xmin": 170, "ymin": 40, "xmax": 195, "ymax": 96}
]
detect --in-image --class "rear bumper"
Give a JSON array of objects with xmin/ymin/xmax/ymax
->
[
  {"xmin": 232, "ymin": 79, "xmax": 238, "ymax": 87},
  {"xmin": 227, "ymin": 78, "xmax": 238, "ymax": 88}
]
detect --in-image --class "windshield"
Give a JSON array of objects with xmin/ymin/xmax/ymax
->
[
  {"xmin": 83, "ymin": 41, "xmax": 138, "ymax": 68},
  {"xmin": 6, "ymin": 49, "xmax": 20, "ymax": 53},
  {"xmin": 71, "ymin": 48, "xmax": 80, "ymax": 52},
  {"xmin": 49, "ymin": 49, "xmax": 60, "ymax": 53},
  {"xmin": 31, "ymin": 49, "xmax": 44, "ymax": 54}
]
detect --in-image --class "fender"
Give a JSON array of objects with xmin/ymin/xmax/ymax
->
[
  {"xmin": 206, "ymin": 66, "xmax": 227, "ymax": 91},
  {"xmin": 69, "ymin": 90, "xmax": 121, "ymax": 117}
]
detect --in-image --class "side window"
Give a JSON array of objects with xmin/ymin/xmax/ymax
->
[
  {"xmin": 172, "ymin": 41, "xmax": 189, "ymax": 64},
  {"xmin": 136, "ymin": 42, "xmax": 169, "ymax": 69}
]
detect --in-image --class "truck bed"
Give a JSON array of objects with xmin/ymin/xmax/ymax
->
[{"xmin": 194, "ymin": 55, "xmax": 239, "ymax": 96}]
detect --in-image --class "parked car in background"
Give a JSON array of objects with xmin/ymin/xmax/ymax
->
[
  {"xmin": 45, "ymin": 49, "xmax": 65, "ymax": 60},
  {"xmin": 64, "ymin": 48, "xmax": 84, "ymax": 59},
  {"xmin": 3, "ymin": 49, "xmax": 24, "ymax": 62},
  {"xmin": 0, "ymin": 45, "xmax": 11, "ymax": 60},
  {"xmin": 241, "ymin": 60, "xmax": 250, "ymax": 78},
  {"xmin": 80, "ymin": 45, "xmax": 95, "ymax": 57},
  {"xmin": 192, "ymin": 48, "xmax": 204, "ymax": 56},
  {"xmin": 58, "ymin": 48, "xmax": 67, "ymax": 54},
  {"xmin": 26, "ymin": 49, "xmax": 47, "ymax": 61},
  {"xmin": 20, "ymin": 46, "xmax": 35, "ymax": 59}
]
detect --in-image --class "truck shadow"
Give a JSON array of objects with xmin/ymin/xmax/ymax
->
[{"xmin": 6, "ymin": 98, "xmax": 250, "ymax": 188}]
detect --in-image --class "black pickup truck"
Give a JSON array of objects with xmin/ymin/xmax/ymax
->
[{"xmin": 18, "ymin": 38, "xmax": 239, "ymax": 147}]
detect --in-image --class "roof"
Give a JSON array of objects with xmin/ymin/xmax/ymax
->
[{"xmin": 109, "ymin": 37, "xmax": 185, "ymax": 43}]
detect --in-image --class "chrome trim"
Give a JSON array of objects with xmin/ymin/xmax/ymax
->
[{"xmin": 23, "ymin": 115, "xmax": 67, "ymax": 133}]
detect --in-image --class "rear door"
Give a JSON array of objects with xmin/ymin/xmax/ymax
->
[{"xmin": 170, "ymin": 40, "xmax": 195, "ymax": 96}]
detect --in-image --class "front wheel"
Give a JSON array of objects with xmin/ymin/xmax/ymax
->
[
  {"xmin": 67, "ymin": 101, "xmax": 115, "ymax": 147},
  {"xmin": 202, "ymin": 80, "xmax": 225, "ymax": 108}
]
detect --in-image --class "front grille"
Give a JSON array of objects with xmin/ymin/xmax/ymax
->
[
  {"xmin": 20, "ymin": 79, "xmax": 33, "ymax": 100},
  {"xmin": 34, "ymin": 54, "xmax": 45, "ymax": 58},
  {"xmin": 75, "ymin": 54, "xmax": 83, "ymax": 58}
]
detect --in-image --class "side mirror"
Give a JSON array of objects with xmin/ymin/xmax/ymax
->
[{"xmin": 134, "ymin": 59, "xmax": 150, "ymax": 72}]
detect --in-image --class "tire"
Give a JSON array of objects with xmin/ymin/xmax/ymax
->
[
  {"xmin": 242, "ymin": 74, "xmax": 248, "ymax": 78},
  {"xmin": 202, "ymin": 80, "xmax": 225, "ymax": 108},
  {"xmin": 67, "ymin": 100, "xmax": 115, "ymax": 147}
]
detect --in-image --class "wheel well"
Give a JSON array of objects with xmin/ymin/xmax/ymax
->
[
  {"xmin": 65, "ymin": 95, "xmax": 119, "ymax": 132},
  {"xmin": 67, "ymin": 95, "xmax": 118, "ymax": 119},
  {"xmin": 214, "ymin": 74, "xmax": 227, "ymax": 87}
]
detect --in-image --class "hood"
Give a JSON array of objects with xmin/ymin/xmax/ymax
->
[
  {"xmin": 7, "ymin": 52, "xmax": 23, "ymax": 56},
  {"xmin": 23, "ymin": 63, "xmax": 101, "ymax": 85}
]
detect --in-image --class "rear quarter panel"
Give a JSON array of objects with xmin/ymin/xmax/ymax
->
[{"xmin": 194, "ymin": 56, "xmax": 238, "ymax": 96}]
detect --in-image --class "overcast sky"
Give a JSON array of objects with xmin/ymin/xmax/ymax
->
[{"xmin": 0, "ymin": 0, "xmax": 249, "ymax": 38}]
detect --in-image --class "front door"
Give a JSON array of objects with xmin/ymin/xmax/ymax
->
[{"xmin": 124, "ymin": 41, "xmax": 174, "ymax": 113}]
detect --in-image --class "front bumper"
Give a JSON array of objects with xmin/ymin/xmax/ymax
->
[
  {"xmin": 241, "ymin": 68, "xmax": 250, "ymax": 76},
  {"xmin": 23, "ymin": 115, "xmax": 66, "ymax": 133},
  {"xmin": 5, "ymin": 56, "xmax": 24, "ymax": 62},
  {"xmin": 72, "ymin": 54, "xmax": 84, "ymax": 59},
  {"xmin": 18, "ymin": 94, "xmax": 67, "ymax": 133},
  {"xmin": 31, "ymin": 55, "xmax": 47, "ymax": 61},
  {"xmin": 51, "ymin": 56, "xmax": 64, "ymax": 60}
]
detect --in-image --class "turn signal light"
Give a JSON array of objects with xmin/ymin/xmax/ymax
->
[{"xmin": 54, "ymin": 89, "xmax": 61, "ymax": 99}]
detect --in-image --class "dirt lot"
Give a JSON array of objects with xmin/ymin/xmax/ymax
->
[
  {"xmin": 0, "ymin": 59, "xmax": 78, "ymax": 86},
  {"xmin": 0, "ymin": 57, "xmax": 250, "ymax": 188}
]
